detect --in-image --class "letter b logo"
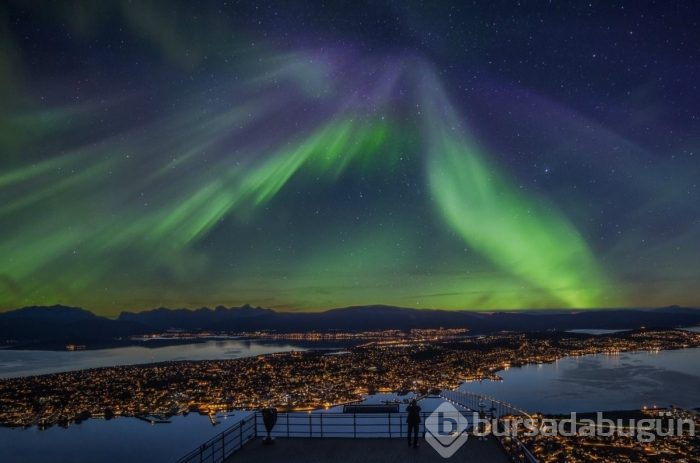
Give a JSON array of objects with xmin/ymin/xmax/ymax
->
[{"xmin": 425, "ymin": 403, "xmax": 470, "ymax": 458}]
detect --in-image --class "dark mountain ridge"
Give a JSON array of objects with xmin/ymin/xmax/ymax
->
[
  {"xmin": 0, "ymin": 305, "xmax": 150, "ymax": 348},
  {"xmin": 1, "ymin": 304, "xmax": 699, "ymax": 349},
  {"xmin": 117, "ymin": 304, "xmax": 274, "ymax": 330},
  {"xmin": 116, "ymin": 304, "xmax": 700, "ymax": 333}
]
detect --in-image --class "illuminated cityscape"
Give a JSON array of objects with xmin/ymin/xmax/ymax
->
[
  {"xmin": 2, "ymin": 1, "xmax": 700, "ymax": 462},
  {"xmin": 2, "ymin": 329, "xmax": 698, "ymax": 432},
  {"xmin": 499, "ymin": 407, "xmax": 700, "ymax": 462}
]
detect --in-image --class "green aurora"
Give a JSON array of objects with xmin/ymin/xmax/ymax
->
[{"xmin": 1, "ymin": 2, "xmax": 699, "ymax": 315}]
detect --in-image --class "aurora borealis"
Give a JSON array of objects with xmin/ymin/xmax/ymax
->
[{"xmin": 1, "ymin": 1, "xmax": 699, "ymax": 315}]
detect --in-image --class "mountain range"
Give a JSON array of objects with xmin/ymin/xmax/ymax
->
[{"xmin": 1, "ymin": 304, "xmax": 700, "ymax": 349}]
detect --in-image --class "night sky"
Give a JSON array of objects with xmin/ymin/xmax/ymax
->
[{"xmin": 1, "ymin": 1, "xmax": 698, "ymax": 315}]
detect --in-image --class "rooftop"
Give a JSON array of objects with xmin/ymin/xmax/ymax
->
[{"xmin": 226, "ymin": 436, "xmax": 510, "ymax": 463}]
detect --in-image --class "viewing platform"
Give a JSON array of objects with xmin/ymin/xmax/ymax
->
[
  {"xmin": 175, "ymin": 392, "xmax": 537, "ymax": 463},
  {"xmin": 226, "ymin": 436, "xmax": 509, "ymax": 463}
]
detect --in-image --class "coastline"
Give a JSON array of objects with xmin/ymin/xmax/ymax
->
[{"xmin": 3, "ymin": 329, "xmax": 700, "ymax": 430}]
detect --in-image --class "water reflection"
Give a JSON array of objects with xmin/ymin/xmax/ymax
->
[
  {"xmin": 0, "ymin": 339, "xmax": 307, "ymax": 378},
  {"xmin": 0, "ymin": 413, "xmax": 251, "ymax": 463},
  {"xmin": 460, "ymin": 347, "xmax": 700, "ymax": 413}
]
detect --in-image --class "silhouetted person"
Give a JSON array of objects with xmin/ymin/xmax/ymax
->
[{"xmin": 406, "ymin": 399, "xmax": 421, "ymax": 448}]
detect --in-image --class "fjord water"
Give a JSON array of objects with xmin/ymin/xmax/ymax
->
[
  {"xmin": 0, "ymin": 413, "xmax": 247, "ymax": 463},
  {"xmin": 0, "ymin": 339, "xmax": 310, "ymax": 378},
  {"xmin": 460, "ymin": 346, "xmax": 700, "ymax": 413}
]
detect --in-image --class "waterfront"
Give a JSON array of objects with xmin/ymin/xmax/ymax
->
[
  {"xmin": 2, "ymin": 333, "xmax": 700, "ymax": 462},
  {"xmin": 460, "ymin": 346, "xmax": 700, "ymax": 413}
]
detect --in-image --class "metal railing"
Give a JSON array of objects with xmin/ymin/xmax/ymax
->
[
  {"xmin": 441, "ymin": 389, "xmax": 533, "ymax": 419},
  {"xmin": 175, "ymin": 410, "xmax": 449, "ymax": 463},
  {"xmin": 174, "ymin": 415, "xmax": 256, "ymax": 463},
  {"xmin": 441, "ymin": 390, "xmax": 539, "ymax": 463},
  {"xmin": 175, "ymin": 391, "xmax": 539, "ymax": 463},
  {"xmin": 255, "ymin": 411, "xmax": 439, "ymax": 439}
]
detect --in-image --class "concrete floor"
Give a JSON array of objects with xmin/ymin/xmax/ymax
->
[{"xmin": 226, "ymin": 437, "xmax": 511, "ymax": 462}]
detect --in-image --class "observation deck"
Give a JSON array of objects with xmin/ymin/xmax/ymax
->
[
  {"xmin": 227, "ymin": 436, "xmax": 507, "ymax": 463},
  {"xmin": 175, "ymin": 391, "xmax": 537, "ymax": 463}
]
